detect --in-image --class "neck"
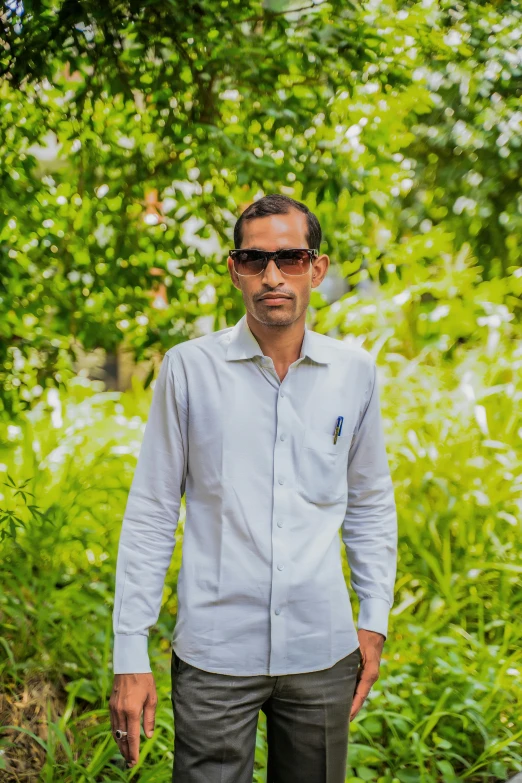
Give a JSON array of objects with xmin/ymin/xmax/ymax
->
[{"xmin": 246, "ymin": 311, "xmax": 306, "ymax": 368}]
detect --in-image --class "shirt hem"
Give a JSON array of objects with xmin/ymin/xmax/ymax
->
[{"xmin": 171, "ymin": 641, "xmax": 360, "ymax": 677}]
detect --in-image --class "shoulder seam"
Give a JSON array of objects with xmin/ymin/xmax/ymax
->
[{"xmin": 164, "ymin": 350, "xmax": 189, "ymax": 410}]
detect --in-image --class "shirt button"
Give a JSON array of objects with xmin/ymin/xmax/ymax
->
[
  {"xmin": 277, "ymin": 564, "xmax": 284, "ymax": 571},
  {"xmin": 277, "ymin": 520, "xmax": 283, "ymax": 528},
  {"xmin": 280, "ymin": 391, "xmax": 285, "ymax": 398},
  {"xmin": 275, "ymin": 608, "xmax": 281, "ymax": 615},
  {"xmin": 280, "ymin": 433, "xmax": 286, "ymax": 441},
  {"xmin": 278, "ymin": 477, "xmax": 284, "ymax": 485}
]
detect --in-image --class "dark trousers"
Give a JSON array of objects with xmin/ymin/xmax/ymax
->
[{"xmin": 171, "ymin": 647, "xmax": 362, "ymax": 783}]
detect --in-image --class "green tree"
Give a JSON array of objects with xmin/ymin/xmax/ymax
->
[{"xmin": 1, "ymin": 0, "xmax": 520, "ymax": 422}]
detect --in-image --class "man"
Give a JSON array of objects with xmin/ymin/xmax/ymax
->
[{"xmin": 109, "ymin": 194, "xmax": 398, "ymax": 782}]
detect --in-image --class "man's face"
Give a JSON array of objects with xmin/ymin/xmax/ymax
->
[{"xmin": 227, "ymin": 209, "xmax": 329, "ymax": 328}]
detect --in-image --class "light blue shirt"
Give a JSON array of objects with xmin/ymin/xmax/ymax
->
[{"xmin": 112, "ymin": 313, "xmax": 398, "ymax": 675}]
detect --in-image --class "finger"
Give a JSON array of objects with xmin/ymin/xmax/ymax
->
[
  {"xmin": 350, "ymin": 685, "xmax": 366, "ymax": 715},
  {"xmin": 114, "ymin": 710, "xmax": 131, "ymax": 762},
  {"xmin": 349, "ymin": 661, "xmax": 362, "ymax": 719},
  {"xmin": 355, "ymin": 672, "xmax": 373, "ymax": 699},
  {"xmin": 126, "ymin": 713, "xmax": 141, "ymax": 768},
  {"xmin": 109, "ymin": 703, "xmax": 120, "ymax": 743},
  {"xmin": 349, "ymin": 668, "xmax": 376, "ymax": 720},
  {"xmin": 143, "ymin": 692, "xmax": 157, "ymax": 739},
  {"xmin": 349, "ymin": 690, "xmax": 365, "ymax": 720}
]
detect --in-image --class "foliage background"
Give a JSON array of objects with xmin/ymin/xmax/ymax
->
[{"xmin": 0, "ymin": 0, "xmax": 521, "ymax": 781}]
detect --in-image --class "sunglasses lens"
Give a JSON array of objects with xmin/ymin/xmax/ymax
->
[
  {"xmin": 277, "ymin": 249, "xmax": 311, "ymax": 275},
  {"xmin": 233, "ymin": 250, "xmax": 266, "ymax": 276}
]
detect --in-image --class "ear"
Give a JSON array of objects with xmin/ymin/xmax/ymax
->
[
  {"xmin": 311, "ymin": 254, "xmax": 329, "ymax": 288},
  {"xmin": 228, "ymin": 256, "xmax": 242, "ymax": 291}
]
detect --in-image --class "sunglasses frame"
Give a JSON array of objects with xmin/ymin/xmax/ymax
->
[{"xmin": 229, "ymin": 248, "xmax": 319, "ymax": 277}]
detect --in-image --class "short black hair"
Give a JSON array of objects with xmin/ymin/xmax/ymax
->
[{"xmin": 233, "ymin": 194, "xmax": 322, "ymax": 251}]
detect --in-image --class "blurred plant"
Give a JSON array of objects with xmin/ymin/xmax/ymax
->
[
  {"xmin": 1, "ymin": 0, "xmax": 521, "ymax": 423},
  {"xmin": 0, "ymin": 472, "xmax": 44, "ymax": 544}
]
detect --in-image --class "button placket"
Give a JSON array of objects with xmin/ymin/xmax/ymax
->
[
  {"xmin": 269, "ymin": 549, "xmax": 287, "ymax": 668},
  {"xmin": 270, "ymin": 386, "xmax": 291, "ymax": 673}
]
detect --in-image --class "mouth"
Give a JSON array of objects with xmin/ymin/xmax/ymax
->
[{"xmin": 259, "ymin": 295, "xmax": 292, "ymax": 305}]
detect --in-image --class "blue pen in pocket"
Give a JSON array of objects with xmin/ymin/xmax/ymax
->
[{"xmin": 333, "ymin": 416, "xmax": 344, "ymax": 444}]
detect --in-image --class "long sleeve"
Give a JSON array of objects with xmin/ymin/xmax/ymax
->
[
  {"xmin": 341, "ymin": 359, "xmax": 398, "ymax": 640},
  {"xmin": 112, "ymin": 350, "xmax": 188, "ymax": 674}
]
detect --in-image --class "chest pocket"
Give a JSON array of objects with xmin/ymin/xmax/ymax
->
[{"xmin": 297, "ymin": 427, "xmax": 353, "ymax": 505}]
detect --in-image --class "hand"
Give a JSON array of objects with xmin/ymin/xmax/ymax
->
[
  {"xmin": 109, "ymin": 672, "xmax": 157, "ymax": 768},
  {"xmin": 349, "ymin": 629, "xmax": 385, "ymax": 722}
]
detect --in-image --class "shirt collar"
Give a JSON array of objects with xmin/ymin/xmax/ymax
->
[{"xmin": 225, "ymin": 313, "xmax": 330, "ymax": 365}]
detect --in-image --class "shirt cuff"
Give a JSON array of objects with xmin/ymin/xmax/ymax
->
[
  {"xmin": 357, "ymin": 597, "xmax": 391, "ymax": 639},
  {"xmin": 113, "ymin": 633, "xmax": 152, "ymax": 674}
]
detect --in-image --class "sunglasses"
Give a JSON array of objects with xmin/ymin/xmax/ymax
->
[{"xmin": 229, "ymin": 248, "xmax": 318, "ymax": 276}]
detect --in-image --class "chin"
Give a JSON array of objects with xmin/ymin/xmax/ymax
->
[{"xmin": 255, "ymin": 309, "xmax": 295, "ymax": 326}]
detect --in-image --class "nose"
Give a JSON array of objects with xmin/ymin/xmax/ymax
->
[{"xmin": 261, "ymin": 258, "xmax": 285, "ymax": 287}]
